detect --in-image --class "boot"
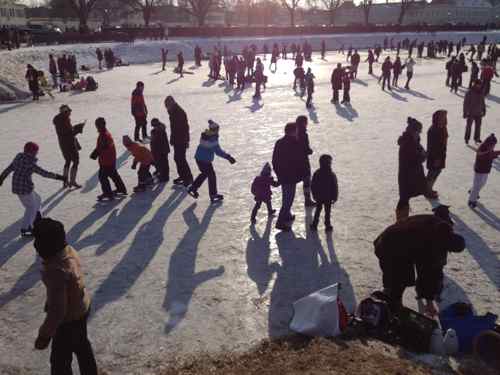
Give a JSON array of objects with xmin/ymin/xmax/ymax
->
[
  {"xmin": 395, "ymin": 206, "xmax": 410, "ymax": 222},
  {"xmin": 69, "ymin": 165, "xmax": 81, "ymax": 189},
  {"xmin": 62, "ymin": 165, "xmax": 70, "ymax": 188}
]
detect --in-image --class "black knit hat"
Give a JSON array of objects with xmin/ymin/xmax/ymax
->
[
  {"xmin": 33, "ymin": 218, "xmax": 67, "ymax": 260},
  {"xmin": 407, "ymin": 117, "xmax": 423, "ymax": 133}
]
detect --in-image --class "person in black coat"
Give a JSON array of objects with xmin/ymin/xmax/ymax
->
[
  {"xmin": 426, "ymin": 110, "xmax": 448, "ymax": 197},
  {"xmin": 331, "ymin": 63, "xmax": 343, "ymax": 103},
  {"xmin": 445, "ymin": 56, "xmax": 455, "ymax": 86},
  {"xmin": 396, "ymin": 117, "xmax": 427, "ymax": 221},
  {"xmin": 164, "ymin": 96, "xmax": 193, "ymax": 186},
  {"xmin": 296, "ymin": 115, "xmax": 315, "ymax": 207},
  {"xmin": 272, "ymin": 122, "xmax": 305, "ymax": 231},
  {"xmin": 366, "ymin": 49, "xmax": 375, "ymax": 75},
  {"xmin": 150, "ymin": 118, "xmax": 170, "ymax": 183},
  {"xmin": 469, "ymin": 60, "xmax": 479, "ymax": 88},
  {"xmin": 374, "ymin": 212, "xmax": 465, "ymax": 314},
  {"xmin": 26, "ymin": 64, "xmax": 40, "ymax": 101},
  {"xmin": 381, "ymin": 56, "xmax": 392, "ymax": 91},
  {"xmin": 310, "ymin": 154, "xmax": 338, "ymax": 232}
]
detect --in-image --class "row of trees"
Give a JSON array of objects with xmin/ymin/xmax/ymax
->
[{"xmin": 46, "ymin": 0, "xmax": 415, "ymax": 33}]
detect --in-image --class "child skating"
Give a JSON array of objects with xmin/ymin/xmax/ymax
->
[
  {"xmin": 250, "ymin": 163, "xmax": 280, "ymax": 224},
  {"xmin": 310, "ymin": 154, "xmax": 338, "ymax": 232},
  {"xmin": 122, "ymin": 135, "xmax": 154, "ymax": 193}
]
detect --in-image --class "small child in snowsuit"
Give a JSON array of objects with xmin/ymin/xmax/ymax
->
[
  {"xmin": 250, "ymin": 163, "xmax": 279, "ymax": 224},
  {"xmin": 468, "ymin": 134, "xmax": 500, "ymax": 208},
  {"xmin": 122, "ymin": 135, "xmax": 154, "ymax": 192},
  {"xmin": 310, "ymin": 154, "xmax": 338, "ymax": 232}
]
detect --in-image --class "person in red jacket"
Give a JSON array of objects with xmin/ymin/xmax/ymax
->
[
  {"xmin": 122, "ymin": 135, "xmax": 154, "ymax": 192},
  {"xmin": 131, "ymin": 81, "xmax": 148, "ymax": 142},
  {"xmin": 480, "ymin": 60, "xmax": 494, "ymax": 96},
  {"xmin": 90, "ymin": 118, "xmax": 127, "ymax": 201}
]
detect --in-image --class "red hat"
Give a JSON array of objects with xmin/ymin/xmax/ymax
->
[{"xmin": 24, "ymin": 142, "xmax": 39, "ymax": 155}]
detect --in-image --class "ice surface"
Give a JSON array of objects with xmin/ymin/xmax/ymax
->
[{"xmin": 0, "ymin": 45, "xmax": 499, "ymax": 374}]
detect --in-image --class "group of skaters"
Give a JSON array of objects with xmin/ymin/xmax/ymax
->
[{"xmin": 95, "ymin": 48, "xmax": 120, "ymax": 70}]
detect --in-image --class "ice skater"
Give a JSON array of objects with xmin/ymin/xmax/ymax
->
[
  {"xmin": 296, "ymin": 116, "xmax": 315, "ymax": 207},
  {"xmin": 310, "ymin": 154, "xmax": 338, "ymax": 232},
  {"xmin": 90, "ymin": 118, "xmax": 127, "ymax": 201},
  {"xmin": 176, "ymin": 51, "xmax": 184, "ymax": 77},
  {"xmin": 161, "ymin": 48, "xmax": 168, "ymax": 71},
  {"xmin": 468, "ymin": 134, "xmax": 500, "ymax": 208},
  {"xmin": 331, "ymin": 63, "xmax": 343, "ymax": 103},
  {"xmin": 131, "ymin": 81, "xmax": 148, "ymax": 142},
  {"xmin": 122, "ymin": 136, "xmax": 154, "ymax": 193},
  {"xmin": 426, "ymin": 110, "xmax": 448, "ymax": 198},
  {"xmin": 150, "ymin": 118, "xmax": 170, "ymax": 183},
  {"xmin": 403, "ymin": 56, "xmax": 415, "ymax": 89},
  {"xmin": 187, "ymin": 120, "xmax": 236, "ymax": 203},
  {"xmin": 463, "ymin": 79, "xmax": 486, "ymax": 144},
  {"xmin": 305, "ymin": 68, "xmax": 315, "ymax": 108},
  {"xmin": 381, "ymin": 56, "xmax": 392, "ymax": 91},
  {"xmin": 341, "ymin": 71, "xmax": 351, "ymax": 104},
  {"xmin": 250, "ymin": 163, "xmax": 279, "ymax": 224},
  {"xmin": 0, "ymin": 142, "xmax": 64, "ymax": 237}
]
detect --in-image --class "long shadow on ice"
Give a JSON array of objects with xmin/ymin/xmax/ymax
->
[
  {"xmin": 268, "ymin": 230, "xmax": 355, "ymax": 337},
  {"xmin": 91, "ymin": 189, "xmax": 186, "ymax": 316},
  {"xmin": 163, "ymin": 202, "xmax": 225, "ymax": 334},
  {"xmin": 451, "ymin": 214, "xmax": 500, "ymax": 289},
  {"xmin": 335, "ymin": 103, "xmax": 358, "ymax": 122},
  {"xmin": 394, "ymin": 87, "xmax": 434, "ymax": 101},
  {"xmin": 383, "ymin": 89, "xmax": 408, "ymax": 102},
  {"xmin": 81, "ymin": 151, "xmax": 129, "ymax": 194},
  {"xmin": 471, "ymin": 203, "xmax": 500, "ymax": 231}
]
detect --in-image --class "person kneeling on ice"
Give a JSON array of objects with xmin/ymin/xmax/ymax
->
[
  {"xmin": 33, "ymin": 217, "xmax": 98, "ymax": 375},
  {"xmin": 374, "ymin": 211, "xmax": 465, "ymax": 317},
  {"xmin": 122, "ymin": 136, "xmax": 154, "ymax": 193},
  {"xmin": 310, "ymin": 154, "xmax": 338, "ymax": 232},
  {"xmin": 90, "ymin": 118, "xmax": 127, "ymax": 201},
  {"xmin": 0, "ymin": 142, "xmax": 65, "ymax": 237},
  {"xmin": 250, "ymin": 162, "xmax": 279, "ymax": 224},
  {"xmin": 150, "ymin": 118, "xmax": 170, "ymax": 183},
  {"xmin": 468, "ymin": 134, "xmax": 500, "ymax": 208},
  {"xmin": 188, "ymin": 120, "xmax": 236, "ymax": 203}
]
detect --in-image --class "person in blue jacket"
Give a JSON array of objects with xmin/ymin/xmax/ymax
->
[{"xmin": 187, "ymin": 120, "xmax": 236, "ymax": 203}]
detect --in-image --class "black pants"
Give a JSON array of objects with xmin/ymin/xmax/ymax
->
[
  {"xmin": 192, "ymin": 160, "xmax": 217, "ymax": 196},
  {"xmin": 483, "ymin": 79, "xmax": 491, "ymax": 96},
  {"xmin": 342, "ymin": 90, "xmax": 350, "ymax": 103},
  {"xmin": 382, "ymin": 74, "xmax": 391, "ymax": 90},
  {"xmin": 332, "ymin": 89, "xmax": 340, "ymax": 102},
  {"xmin": 465, "ymin": 116, "xmax": 482, "ymax": 142},
  {"xmin": 138, "ymin": 164, "xmax": 152, "ymax": 186},
  {"xmin": 154, "ymin": 154, "xmax": 170, "ymax": 182},
  {"xmin": 306, "ymin": 92, "xmax": 312, "ymax": 107},
  {"xmin": 446, "ymin": 73, "xmax": 451, "ymax": 86},
  {"xmin": 405, "ymin": 71, "xmax": 413, "ymax": 88},
  {"xmin": 312, "ymin": 202, "xmax": 332, "ymax": 227},
  {"xmin": 251, "ymin": 199, "xmax": 273, "ymax": 220},
  {"xmin": 392, "ymin": 73, "xmax": 400, "ymax": 86},
  {"xmin": 426, "ymin": 168, "xmax": 442, "ymax": 190},
  {"xmin": 98, "ymin": 166, "xmax": 126, "ymax": 195},
  {"xmin": 134, "ymin": 116, "xmax": 148, "ymax": 141},
  {"xmin": 397, "ymin": 197, "xmax": 410, "ymax": 210},
  {"xmin": 368, "ymin": 63, "xmax": 373, "ymax": 74},
  {"xmin": 173, "ymin": 145, "xmax": 193, "ymax": 183},
  {"xmin": 450, "ymin": 76, "xmax": 459, "ymax": 92},
  {"xmin": 50, "ymin": 313, "xmax": 98, "ymax": 375}
]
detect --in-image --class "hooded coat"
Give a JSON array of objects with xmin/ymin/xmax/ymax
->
[
  {"xmin": 398, "ymin": 130, "xmax": 427, "ymax": 199},
  {"xmin": 272, "ymin": 135, "xmax": 306, "ymax": 185},
  {"xmin": 167, "ymin": 103, "xmax": 190, "ymax": 148},
  {"xmin": 311, "ymin": 161, "xmax": 338, "ymax": 203},
  {"xmin": 426, "ymin": 124, "xmax": 448, "ymax": 170},
  {"xmin": 53, "ymin": 113, "xmax": 81, "ymax": 161},
  {"xmin": 150, "ymin": 122, "xmax": 170, "ymax": 161}
]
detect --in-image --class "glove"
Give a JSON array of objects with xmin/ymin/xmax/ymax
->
[
  {"xmin": 55, "ymin": 174, "xmax": 66, "ymax": 181},
  {"xmin": 34, "ymin": 335, "xmax": 51, "ymax": 350},
  {"xmin": 90, "ymin": 149, "xmax": 99, "ymax": 160},
  {"xmin": 227, "ymin": 155, "xmax": 236, "ymax": 164}
]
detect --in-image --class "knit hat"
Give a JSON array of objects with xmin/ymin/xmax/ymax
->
[
  {"xmin": 261, "ymin": 162, "xmax": 271, "ymax": 176},
  {"xmin": 483, "ymin": 133, "xmax": 497, "ymax": 147},
  {"xmin": 24, "ymin": 142, "xmax": 39, "ymax": 155},
  {"xmin": 208, "ymin": 120, "xmax": 220, "ymax": 131},
  {"xmin": 33, "ymin": 217, "xmax": 67, "ymax": 260},
  {"xmin": 122, "ymin": 135, "xmax": 133, "ymax": 146},
  {"xmin": 59, "ymin": 104, "xmax": 71, "ymax": 113},
  {"xmin": 151, "ymin": 118, "xmax": 162, "ymax": 127},
  {"xmin": 407, "ymin": 117, "xmax": 423, "ymax": 133},
  {"xmin": 319, "ymin": 154, "xmax": 333, "ymax": 168},
  {"xmin": 95, "ymin": 117, "xmax": 106, "ymax": 131},
  {"xmin": 432, "ymin": 110, "xmax": 447, "ymax": 126}
]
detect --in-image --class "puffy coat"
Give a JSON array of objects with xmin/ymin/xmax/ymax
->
[
  {"xmin": 53, "ymin": 113, "xmax": 81, "ymax": 160},
  {"xmin": 150, "ymin": 122, "xmax": 170, "ymax": 161},
  {"xmin": 311, "ymin": 166, "xmax": 338, "ymax": 203},
  {"xmin": 126, "ymin": 142, "xmax": 153, "ymax": 166},
  {"xmin": 194, "ymin": 131, "xmax": 230, "ymax": 162},
  {"xmin": 463, "ymin": 86, "xmax": 486, "ymax": 118},
  {"xmin": 94, "ymin": 131, "xmax": 117, "ymax": 167},
  {"xmin": 426, "ymin": 125, "xmax": 448, "ymax": 170},
  {"xmin": 272, "ymin": 135, "xmax": 306, "ymax": 184},
  {"xmin": 167, "ymin": 103, "xmax": 190, "ymax": 147},
  {"xmin": 398, "ymin": 131, "xmax": 427, "ymax": 199},
  {"xmin": 331, "ymin": 68, "xmax": 343, "ymax": 90},
  {"xmin": 131, "ymin": 88, "xmax": 147, "ymax": 118},
  {"xmin": 251, "ymin": 175, "xmax": 279, "ymax": 201}
]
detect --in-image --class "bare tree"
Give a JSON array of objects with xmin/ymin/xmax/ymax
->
[
  {"xmin": 360, "ymin": 0, "xmax": 371, "ymax": 26},
  {"xmin": 180, "ymin": 0, "xmax": 221, "ymax": 26},
  {"xmin": 321, "ymin": 0, "xmax": 343, "ymax": 26},
  {"xmin": 120, "ymin": 0, "xmax": 164, "ymax": 26},
  {"xmin": 67, "ymin": 0, "xmax": 100, "ymax": 32},
  {"xmin": 281, "ymin": 0, "xmax": 301, "ymax": 26},
  {"xmin": 398, "ymin": 0, "xmax": 413, "ymax": 25}
]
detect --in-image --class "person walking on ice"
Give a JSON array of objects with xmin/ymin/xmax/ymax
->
[
  {"xmin": 463, "ymin": 79, "xmax": 486, "ymax": 144},
  {"xmin": 468, "ymin": 134, "xmax": 500, "ymax": 208},
  {"xmin": 187, "ymin": 120, "xmax": 236, "ymax": 203},
  {"xmin": 122, "ymin": 136, "xmax": 154, "ymax": 193},
  {"xmin": 310, "ymin": 154, "xmax": 338, "ymax": 232},
  {"xmin": 0, "ymin": 142, "xmax": 64, "ymax": 237},
  {"xmin": 250, "ymin": 162, "xmax": 279, "ymax": 224},
  {"xmin": 131, "ymin": 81, "xmax": 148, "ymax": 142}
]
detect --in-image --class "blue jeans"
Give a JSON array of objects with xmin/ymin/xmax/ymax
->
[{"xmin": 277, "ymin": 183, "xmax": 296, "ymax": 227}]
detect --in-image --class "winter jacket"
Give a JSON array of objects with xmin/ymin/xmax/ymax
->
[
  {"xmin": 305, "ymin": 73, "xmax": 314, "ymax": 93},
  {"xmin": 405, "ymin": 59, "xmax": 416, "ymax": 73},
  {"xmin": 194, "ymin": 131, "xmax": 230, "ymax": 162},
  {"xmin": 297, "ymin": 127, "xmax": 313, "ymax": 174},
  {"xmin": 393, "ymin": 60, "xmax": 402, "ymax": 75},
  {"xmin": 463, "ymin": 87, "xmax": 486, "ymax": 118},
  {"xmin": 272, "ymin": 135, "xmax": 306, "ymax": 185},
  {"xmin": 426, "ymin": 125, "xmax": 448, "ymax": 170},
  {"xmin": 481, "ymin": 66, "xmax": 494, "ymax": 82},
  {"xmin": 474, "ymin": 145, "xmax": 500, "ymax": 174},
  {"xmin": 49, "ymin": 58, "xmax": 57, "ymax": 75},
  {"xmin": 382, "ymin": 60, "xmax": 393, "ymax": 75},
  {"xmin": 0, "ymin": 153, "xmax": 59, "ymax": 195},
  {"xmin": 94, "ymin": 131, "xmax": 116, "ymax": 167},
  {"xmin": 374, "ymin": 215, "xmax": 459, "ymax": 299},
  {"xmin": 131, "ymin": 88, "xmax": 147, "ymax": 118},
  {"xmin": 53, "ymin": 113, "xmax": 81, "ymax": 160},
  {"xmin": 311, "ymin": 166, "xmax": 338, "ymax": 203},
  {"xmin": 251, "ymin": 175, "xmax": 279, "ymax": 201},
  {"xmin": 343, "ymin": 76, "xmax": 351, "ymax": 91},
  {"xmin": 331, "ymin": 68, "xmax": 343, "ymax": 90},
  {"xmin": 351, "ymin": 53, "xmax": 360, "ymax": 67},
  {"xmin": 167, "ymin": 103, "xmax": 190, "ymax": 147},
  {"xmin": 38, "ymin": 246, "xmax": 91, "ymax": 339},
  {"xmin": 398, "ymin": 131, "xmax": 427, "ymax": 199},
  {"xmin": 126, "ymin": 142, "xmax": 153, "ymax": 166},
  {"xmin": 150, "ymin": 122, "xmax": 170, "ymax": 162}
]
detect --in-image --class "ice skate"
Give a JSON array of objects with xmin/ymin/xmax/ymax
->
[
  {"xmin": 210, "ymin": 194, "xmax": 224, "ymax": 203},
  {"xmin": 187, "ymin": 187, "xmax": 199, "ymax": 199},
  {"xmin": 97, "ymin": 193, "xmax": 115, "ymax": 202},
  {"xmin": 20, "ymin": 227, "xmax": 34, "ymax": 237},
  {"xmin": 468, "ymin": 200, "xmax": 477, "ymax": 209},
  {"xmin": 113, "ymin": 189, "xmax": 128, "ymax": 196},
  {"xmin": 173, "ymin": 177, "xmax": 184, "ymax": 185},
  {"xmin": 133, "ymin": 185, "xmax": 147, "ymax": 193}
]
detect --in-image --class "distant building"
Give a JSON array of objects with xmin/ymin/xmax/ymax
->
[{"xmin": 0, "ymin": 0, "xmax": 26, "ymax": 26}]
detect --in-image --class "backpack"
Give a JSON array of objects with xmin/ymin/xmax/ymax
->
[{"xmin": 356, "ymin": 292, "xmax": 393, "ymax": 332}]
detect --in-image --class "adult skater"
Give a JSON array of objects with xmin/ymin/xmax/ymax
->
[
  {"xmin": 445, "ymin": 56, "xmax": 455, "ymax": 87},
  {"xmin": 53, "ymin": 105, "xmax": 85, "ymax": 189},
  {"xmin": 403, "ymin": 56, "xmax": 416, "ymax": 89},
  {"xmin": 321, "ymin": 40, "xmax": 326, "ymax": 59},
  {"xmin": 396, "ymin": 117, "xmax": 428, "ymax": 221},
  {"xmin": 468, "ymin": 134, "xmax": 500, "ymax": 208},
  {"xmin": 381, "ymin": 56, "xmax": 392, "ymax": 91},
  {"xmin": 305, "ymin": 68, "xmax": 315, "ymax": 108},
  {"xmin": 469, "ymin": 60, "xmax": 479, "ymax": 88},
  {"xmin": 450, "ymin": 59, "xmax": 461, "ymax": 93},
  {"xmin": 331, "ymin": 63, "xmax": 343, "ymax": 104},
  {"xmin": 350, "ymin": 50, "xmax": 360, "ymax": 79},
  {"xmin": 194, "ymin": 45, "xmax": 202, "ymax": 66},
  {"xmin": 426, "ymin": 110, "xmax": 448, "ymax": 197},
  {"xmin": 366, "ymin": 49, "xmax": 375, "ymax": 75},
  {"xmin": 253, "ymin": 58, "xmax": 265, "ymax": 99},
  {"xmin": 150, "ymin": 118, "xmax": 170, "ymax": 183},
  {"xmin": 187, "ymin": 120, "xmax": 236, "ymax": 203},
  {"xmin": 164, "ymin": 96, "xmax": 193, "ymax": 186},
  {"xmin": 32, "ymin": 217, "xmax": 98, "ymax": 375},
  {"xmin": 131, "ymin": 81, "xmax": 148, "ymax": 142},
  {"xmin": 463, "ymin": 79, "xmax": 486, "ymax": 144},
  {"xmin": 310, "ymin": 154, "xmax": 338, "ymax": 232},
  {"xmin": 96, "ymin": 48, "xmax": 103, "ymax": 70},
  {"xmin": 90, "ymin": 117, "xmax": 127, "ymax": 201},
  {"xmin": 49, "ymin": 54, "xmax": 58, "ymax": 88},
  {"xmin": 161, "ymin": 48, "xmax": 168, "ymax": 71},
  {"xmin": 0, "ymin": 142, "xmax": 64, "ymax": 236},
  {"xmin": 296, "ymin": 115, "xmax": 315, "ymax": 207},
  {"xmin": 177, "ymin": 51, "xmax": 184, "ymax": 77},
  {"xmin": 480, "ymin": 60, "xmax": 495, "ymax": 96},
  {"xmin": 392, "ymin": 56, "xmax": 402, "ymax": 87},
  {"xmin": 374, "ymin": 211, "xmax": 465, "ymax": 314},
  {"xmin": 341, "ymin": 71, "xmax": 351, "ymax": 104},
  {"xmin": 272, "ymin": 122, "xmax": 305, "ymax": 231},
  {"xmin": 26, "ymin": 64, "xmax": 40, "ymax": 101}
]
